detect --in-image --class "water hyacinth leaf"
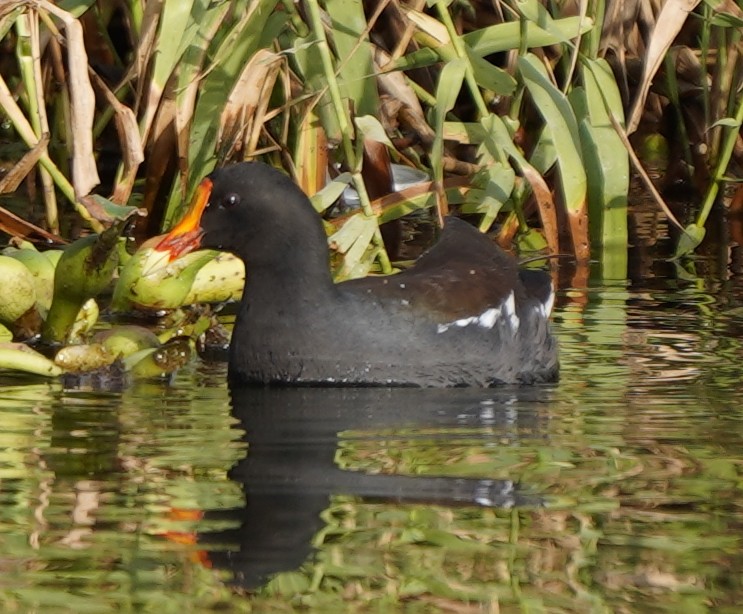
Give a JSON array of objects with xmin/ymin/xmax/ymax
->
[
  {"xmin": 0, "ymin": 343, "xmax": 63, "ymax": 377},
  {"xmin": 53, "ymin": 342, "xmax": 116, "ymax": 373},
  {"xmin": 2, "ymin": 245, "xmax": 56, "ymax": 313},
  {"xmin": 124, "ymin": 337, "xmax": 191, "ymax": 378},
  {"xmin": 519, "ymin": 53, "xmax": 588, "ymax": 259},
  {"xmin": 0, "ymin": 255, "xmax": 37, "ymax": 329},
  {"xmin": 93, "ymin": 326, "xmax": 161, "ymax": 359},
  {"xmin": 42, "ymin": 226, "xmax": 121, "ymax": 344},
  {"xmin": 184, "ymin": 252, "xmax": 244, "ymax": 305},
  {"xmin": 111, "ymin": 240, "xmax": 218, "ymax": 311},
  {"xmin": 80, "ymin": 194, "xmax": 142, "ymax": 224}
]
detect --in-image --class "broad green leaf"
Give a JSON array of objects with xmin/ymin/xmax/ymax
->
[
  {"xmin": 529, "ymin": 127, "xmax": 558, "ymax": 174},
  {"xmin": 518, "ymin": 54, "xmax": 586, "ymax": 215},
  {"xmin": 464, "ymin": 45, "xmax": 517, "ymax": 95},
  {"xmin": 573, "ymin": 58, "xmax": 629, "ymax": 279}
]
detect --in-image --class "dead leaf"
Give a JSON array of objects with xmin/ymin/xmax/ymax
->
[
  {"xmin": 626, "ymin": 0, "xmax": 702, "ymax": 134},
  {"xmin": 89, "ymin": 72, "xmax": 144, "ymax": 204},
  {"xmin": 0, "ymin": 134, "xmax": 50, "ymax": 193},
  {"xmin": 217, "ymin": 49, "xmax": 284, "ymax": 160},
  {"xmin": 0, "ymin": 205, "xmax": 67, "ymax": 245}
]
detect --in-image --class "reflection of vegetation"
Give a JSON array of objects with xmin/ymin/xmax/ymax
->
[
  {"xmin": 0, "ymin": 374, "xmax": 246, "ymax": 612},
  {"xmin": 2, "ymin": 281, "xmax": 743, "ymax": 609}
]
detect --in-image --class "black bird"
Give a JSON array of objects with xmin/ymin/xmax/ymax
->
[{"xmin": 157, "ymin": 162, "xmax": 558, "ymax": 386}]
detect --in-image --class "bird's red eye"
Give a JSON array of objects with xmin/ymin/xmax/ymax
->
[{"xmin": 223, "ymin": 193, "xmax": 240, "ymax": 208}]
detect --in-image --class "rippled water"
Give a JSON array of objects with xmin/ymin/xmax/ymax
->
[{"xmin": 1, "ymin": 267, "xmax": 742, "ymax": 612}]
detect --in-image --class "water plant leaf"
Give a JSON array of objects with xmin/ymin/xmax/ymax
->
[
  {"xmin": 325, "ymin": 0, "xmax": 379, "ymax": 117},
  {"xmin": 673, "ymin": 223, "xmax": 706, "ymax": 259},
  {"xmin": 463, "ymin": 45, "xmax": 517, "ymax": 95},
  {"xmin": 573, "ymin": 58, "xmax": 629, "ymax": 279},
  {"xmin": 328, "ymin": 214, "xmax": 378, "ymax": 280},
  {"xmin": 42, "ymin": 223, "xmax": 124, "ymax": 344},
  {"xmin": 310, "ymin": 173, "xmax": 353, "ymax": 213},
  {"xmin": 463, "ymin": 163, "xmax": 515, "ymax": 232},
  {"xmin": 431, "ymin": 58, "xmax": 466, "ymax": 184},
  {"xmin": 0, "ymin": 205, "xmax": 67, "ymax": 246},
  {"xmin": 0, "ymin": 342, "xmax": 63, "ymax": 377},
  {"xmin": 185, "ymin": 1, "xmax": 284, "ymax": 199},
  {"xmin": 704, "ymin": 0, "xmax": 743, "ymax": 27},
  {"xmin": 395, "ymin": 16, "xmax": 593, "ymax": 72},
  {"xmin": 518, "ymin": 54, "xmax": 588, "ymax": 259},
  {"xmin": 710, "ymin": 117, "xmax": 742, "ymax": 129}
]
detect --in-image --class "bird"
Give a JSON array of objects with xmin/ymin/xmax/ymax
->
[{"xmin": 156, "ymin": 161, "xmax": 558, "ymax": 387}]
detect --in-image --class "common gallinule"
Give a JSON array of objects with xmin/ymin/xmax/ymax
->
[{"xmin": 157, "ymin": 162, "xmax": 558, "ymax": 387}]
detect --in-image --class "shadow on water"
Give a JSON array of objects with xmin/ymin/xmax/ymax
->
[{"xmin": 201, "ymin": 385, "xmax": 553, "ymax": 590}]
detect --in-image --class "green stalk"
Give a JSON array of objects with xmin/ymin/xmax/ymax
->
[
  {"xmin": 303, "ymin": 0, "xmax": 391, "ymax": 273},
  {"xmin": 695, "ymin": 92, "xmax": 743, "ymax": 229},
  {"xmin": 15, "ymin": 13, "xmax": 59, "ymax": 233}
]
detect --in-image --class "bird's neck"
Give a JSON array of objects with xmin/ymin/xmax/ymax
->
[{"xmin": 242, "ymin": 225, "xmax": 336, "ymax": 305}]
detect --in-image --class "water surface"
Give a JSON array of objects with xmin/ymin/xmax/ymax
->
[{"xmin": 1, "ymin": 269, "xmax": 742, "ymax": 612}]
